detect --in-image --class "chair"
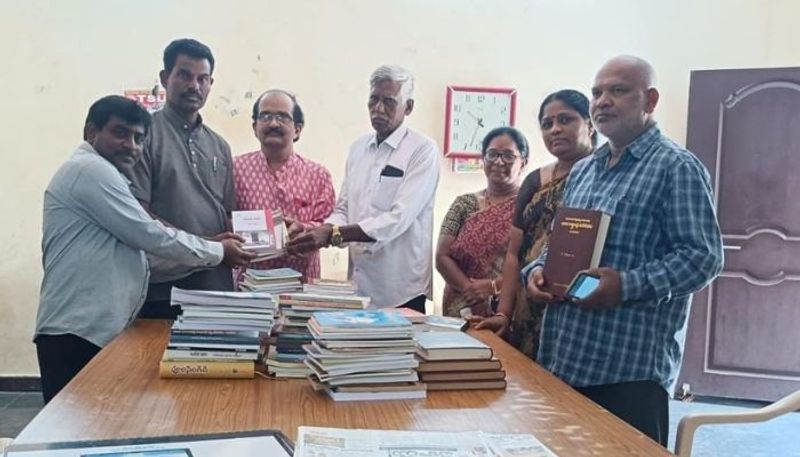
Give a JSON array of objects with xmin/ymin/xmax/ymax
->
[
  {"xmin": 0, "ymin": 437, "xmax": 13, "ymax": 453},
  {"xmin": 674, "ymin": 389, "xmax": 800, "ymax": 457}
]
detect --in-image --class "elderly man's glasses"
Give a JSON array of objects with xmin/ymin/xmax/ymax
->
[
  {"xmin": 257, "ymin": 112, "xmax": 293, "ymax": 124},
  {"xmin": 484, "ymin": 150, "xmax": 521, "ymax": 164}
]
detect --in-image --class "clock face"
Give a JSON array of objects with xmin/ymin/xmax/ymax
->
[{"xmin": 446, "ymin": 87, "xmax": 515, "ymax": 156}]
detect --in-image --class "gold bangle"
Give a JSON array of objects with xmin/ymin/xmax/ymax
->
[
  {"xmin": 494, "ymin": 312, "xmax": 509, "ymax": 321},
  {"xmin": 491, "ymin": 279, "xmax": 500, "ymax": 295}
]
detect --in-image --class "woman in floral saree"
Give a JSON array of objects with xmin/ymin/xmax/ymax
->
[{"xmin": 436, "ymin": 127, "xmax": 530, "ymax": 317}]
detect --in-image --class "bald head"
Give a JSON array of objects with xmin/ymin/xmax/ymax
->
[
  {"xmin": 598, "ymin": 55, "xmax": 657, "ymax": 90},
  {"xmin": 590, "ymin": 55, "xmax": 660, "ymax": 149}
]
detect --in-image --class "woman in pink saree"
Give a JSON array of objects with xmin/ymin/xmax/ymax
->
[{"xmin": 436, "ymin": 127, "xmax": 529, "ymax": 317}]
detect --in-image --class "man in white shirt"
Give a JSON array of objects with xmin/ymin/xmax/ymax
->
[{"xmin": 288, "ymin": 65, "xmax": 441, "ymax": 311}]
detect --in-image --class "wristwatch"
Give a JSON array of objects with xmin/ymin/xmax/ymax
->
[{"xmin": 329, "ymin": 225, "xmax": 344, "ymax": 247}]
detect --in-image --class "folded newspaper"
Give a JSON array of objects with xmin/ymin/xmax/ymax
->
[{"xmin": 293, "ymin": 426, "xmax": 557, "ymax": 457}]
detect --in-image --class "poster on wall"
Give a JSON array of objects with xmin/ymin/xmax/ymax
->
[
  {"xmin": 451, "ymin": 157, "xmax": 484, "ymax": 174},
  {"xmin": 124, "ymin": 88, "xmax": 166, "ymax": 113}
]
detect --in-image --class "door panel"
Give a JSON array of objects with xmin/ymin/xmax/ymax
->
[{"xmin": 678, "ymin": 67, "xmax": 800, "ymax": 402}]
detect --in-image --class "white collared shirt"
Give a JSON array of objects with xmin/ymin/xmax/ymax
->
[{"xmin": 327, "ymin": 125, "xmax": 441, "ymax": 307}]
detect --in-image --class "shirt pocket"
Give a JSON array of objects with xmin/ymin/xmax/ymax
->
[
  {"xmin": 596, "ymin": 195, "xmax": 654, "ymax": 255},
  {"xmin": 371, "ymin": 176, "xmax": 403, "ymax": 211}
]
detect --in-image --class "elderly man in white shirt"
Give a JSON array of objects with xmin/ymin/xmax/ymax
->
[{"xmin": 288, "ymin": 65, "xmax": 440, "ymax": 312}]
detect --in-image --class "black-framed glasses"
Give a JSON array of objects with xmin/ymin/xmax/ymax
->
[
  {"xmin": 484, "ymin": 150, "xmax": 521, "ymax": 164},
  {"xmin": 256, "ymin": 112, "xmax": 294, "ymax": 124}
]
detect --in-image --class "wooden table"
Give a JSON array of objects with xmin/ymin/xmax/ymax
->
[{"xmin": 14, "ymin": 320, "xmax": 672, "ymax": 456}]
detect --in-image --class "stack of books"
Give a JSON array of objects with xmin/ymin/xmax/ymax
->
[
  {"xmin": 414, "ymin": 331, "xmax": 506, "ymax": 390},
  {"xmin": 160, "ymin": 287, "xmax": 276, "ymax": 379},
  {"xmin": 266, "ymin": 291, "xmax": 369, "ymax": 378},
  {"xmin": 302, "ymin": 278, "xmax": 357, "ymax": 295},
  {"xmin": 304, "ymin": 310, "xmax": 425, "ymax": 401},
  {"xmin": 171, "ymin": 287, "xmax": 277, "ymax": 334},
  {"xmin": 160, "ymin": 328, "xmax": 262, "ymax": 379},
  {"xmin": 239, "ymin": 267, "xmax": 303, "ymax": 294},
  {"xmin": 232, "ymin": 209, "xmax": 287, "ymax": 261}
]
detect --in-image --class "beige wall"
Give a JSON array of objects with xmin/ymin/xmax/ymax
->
[{"xmin": 1, "ymin": 0, "xmax": 798, "ymax": 376}]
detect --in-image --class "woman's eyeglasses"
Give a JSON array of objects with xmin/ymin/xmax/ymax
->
[{"xmin": 484, "ymin": 150, "xmax": 521, "ymax": 164}]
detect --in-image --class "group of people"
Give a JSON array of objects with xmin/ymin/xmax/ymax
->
[
  {"xmin": 33, "ymin": 36, "xmax": 724, "ymax": 448},
  {"xmin": 437, "ymin": 56, "xmax": 723, "ymax": 445}
]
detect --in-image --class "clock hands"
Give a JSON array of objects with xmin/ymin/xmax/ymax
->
[
  {"xmin": 467, "ymin": 110, "xmax": 485, "ymax": 127},
  {"xmin": 468, "ymin": 123, "xmax": 480, "ymax": 151}
]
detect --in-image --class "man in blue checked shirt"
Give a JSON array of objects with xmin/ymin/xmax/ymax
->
[{"xmin": 522, "ymin": 56, "xmax": 723, "ymax": 447}]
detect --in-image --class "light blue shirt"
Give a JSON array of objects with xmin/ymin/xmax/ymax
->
[{"xmin": 35, "ymin": 142, "xmax": 223, "ymax": 347}]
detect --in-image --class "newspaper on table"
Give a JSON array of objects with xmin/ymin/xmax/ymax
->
[
  {"xmin": 482, "ymin": 433, "xmax": 558, "ymax": 457},
  {"xmin": 293, "ymin": 427, "xmax": 557, "ymax": 457}
]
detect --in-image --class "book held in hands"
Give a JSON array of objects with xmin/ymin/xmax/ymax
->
[
  {"xmin": 232, "ymin": 209, "xmax": 286, "ymax": 261},
  {"xmin": 542, "ymin": 206, "xmax": 610, "ymax": 297}
]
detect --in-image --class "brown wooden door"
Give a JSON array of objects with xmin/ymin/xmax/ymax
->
[{"xmin": 677, "ymin": 67, "xmax": 800, "ymax": 402}]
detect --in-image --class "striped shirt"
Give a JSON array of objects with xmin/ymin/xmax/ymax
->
[{"xmin": 523, "ymin": 125, "xmax": 723, "ymax": 390}]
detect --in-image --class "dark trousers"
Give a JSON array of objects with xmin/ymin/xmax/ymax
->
[
  {"xmin": 137, "ymin": 299, "xmax": 179, "ymax": 320},
  {"xmin": 35, "ymin": 333, "xmax": 102, "ymax": 404},
  {"xmin": 575, "ymin": 380, "xmax": 669, "ymax": 447},
  {"xmin": 399, "ymin": 294, "xmax": 427, "ymax": 314}
]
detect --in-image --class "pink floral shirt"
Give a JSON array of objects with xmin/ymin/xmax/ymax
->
[{"xmin": 234, "ymin": 150, "xmax": 335, "ymax": 280}]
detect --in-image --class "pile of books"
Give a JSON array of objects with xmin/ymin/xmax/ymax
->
[
  {"xmin": 305, "ymin": 310, "xmax": 425, "ymax": 401},
  {"xmin": 266, "ymin": 289, "xmax": 368, "ymax": 378},
  {"xmin": 160, "ymin": 287, "xmax": 276, "ymax": 379},
  {"xmin": 414, "ymin": 331, "xmax": 506, "ymax": 391},
  {"xmin": 302, "ymin": 278, "xmax": 357, "ymax": 295},
  {"xmin": 232, "ymin": 209, "xmax": 287, "ymax": 261},
  {"xmin": 409, "ymin": 314, "xmax": 468, "ymax": 332},
  {"xmin": 239, "ymin": 267, "xmax": 303, "ymax": 294}
]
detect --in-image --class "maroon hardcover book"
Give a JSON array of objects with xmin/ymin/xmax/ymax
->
[{"xmin": 542, "ymin": 207, "xmax": 611, "ymax": 297}]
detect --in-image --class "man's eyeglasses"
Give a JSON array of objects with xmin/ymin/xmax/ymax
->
[
  {"xmin": 256, "ymin": 112, "xmax": 294, "ymax": 124},
  {"xmin": 484, "ymin": 150, "xmax": 521, "ymax": 164}
]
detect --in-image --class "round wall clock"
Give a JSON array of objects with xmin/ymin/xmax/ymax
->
[{"xmin": 444, "ymin": 86, "xmax": 517, "ymax": 157}]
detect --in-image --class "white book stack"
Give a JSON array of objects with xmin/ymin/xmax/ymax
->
[
  {"xmin": 302, "ymin": 278, "xmax": 358, "ymax": 295},
  {"xmin": 239, "ymin": 267, "xmax": 303, "ymax": 294},
  {"xmin": 170, "ymin": 287, "xmax": 277, "ymax": 335},
  {"xmin": 304, "ymin": 310, "xmax": 425, "ymax": 401}
]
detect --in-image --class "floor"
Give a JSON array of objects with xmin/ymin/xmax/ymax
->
[{"xmin": 1, "ymin": 392, "xmax": 799, "ymax": 455}]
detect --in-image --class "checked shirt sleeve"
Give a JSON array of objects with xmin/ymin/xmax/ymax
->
[{"xmin": 620, "ymin": 158, "xmax": 724, "ymax": 303}]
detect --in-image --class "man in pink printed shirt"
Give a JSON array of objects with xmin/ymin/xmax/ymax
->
[{"xmin": 234, "ymin": 89, "xmax": 335, "ymax": 280}]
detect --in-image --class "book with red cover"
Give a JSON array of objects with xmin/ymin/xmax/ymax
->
[{"xmin": 542, "ymin": 207, "xmax": 610, "ymax": 297}]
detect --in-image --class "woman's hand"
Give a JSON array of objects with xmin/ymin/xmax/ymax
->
[
  {"xmin": 463, "ymin": 278, "xmax": 494, "ymax": 309},
  {"xmin": 469, "ymin": 313, "xmax": 510, "ymax": 336}
]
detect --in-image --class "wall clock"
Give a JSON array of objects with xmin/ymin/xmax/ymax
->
[{"xmin": 444, "ymin": 86, "xmax": 516, "ymax": 157}]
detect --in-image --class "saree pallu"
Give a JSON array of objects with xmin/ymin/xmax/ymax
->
[
  {"xmin": 508, "ymin": 173, "xmax": 568, "ymax": 359},
  {"xmin": 442, "ymin": 197, "xmax": 515, "ymax": 317}
]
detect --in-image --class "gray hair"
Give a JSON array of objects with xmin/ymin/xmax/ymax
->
[{"xmin": 370, "ymin": 65, "xmax": 415, "ymax": 101}]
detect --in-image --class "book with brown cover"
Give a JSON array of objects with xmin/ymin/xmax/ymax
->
[
  {"xmin": 425, "ymin": 379, "xmax": 507, "ymax": 391},
  {"xmin": 416, "ymin": 358, "xmax": 502, "ymax": 373},
  {"xmin": 419, "ymin": 370, "xmax": 506, "ymax": 382},
  {"xmin": 159, "ymin": 360, "xmax": 255, "ymax": 379},
  {"xmin": 542, "ymin": 206, "xmax": 611, "ymax": 297}
]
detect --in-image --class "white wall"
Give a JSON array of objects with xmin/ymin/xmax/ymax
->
[{"xmin": 1, "ymin": 0, "xmax": 798, "ymax": 375}]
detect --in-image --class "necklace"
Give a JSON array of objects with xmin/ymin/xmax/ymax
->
[
  {"xmin": 484, "ymin": 187, "xmax": 517, "ymax": 207},
  {"xmin": 550, "ymin": 161, "xmax": 566, "ymax": 183}
]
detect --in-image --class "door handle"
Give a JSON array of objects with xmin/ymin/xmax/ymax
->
[{"xmin": 723, "ymin": 245, "xmax": 741, "ymax": 251}]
